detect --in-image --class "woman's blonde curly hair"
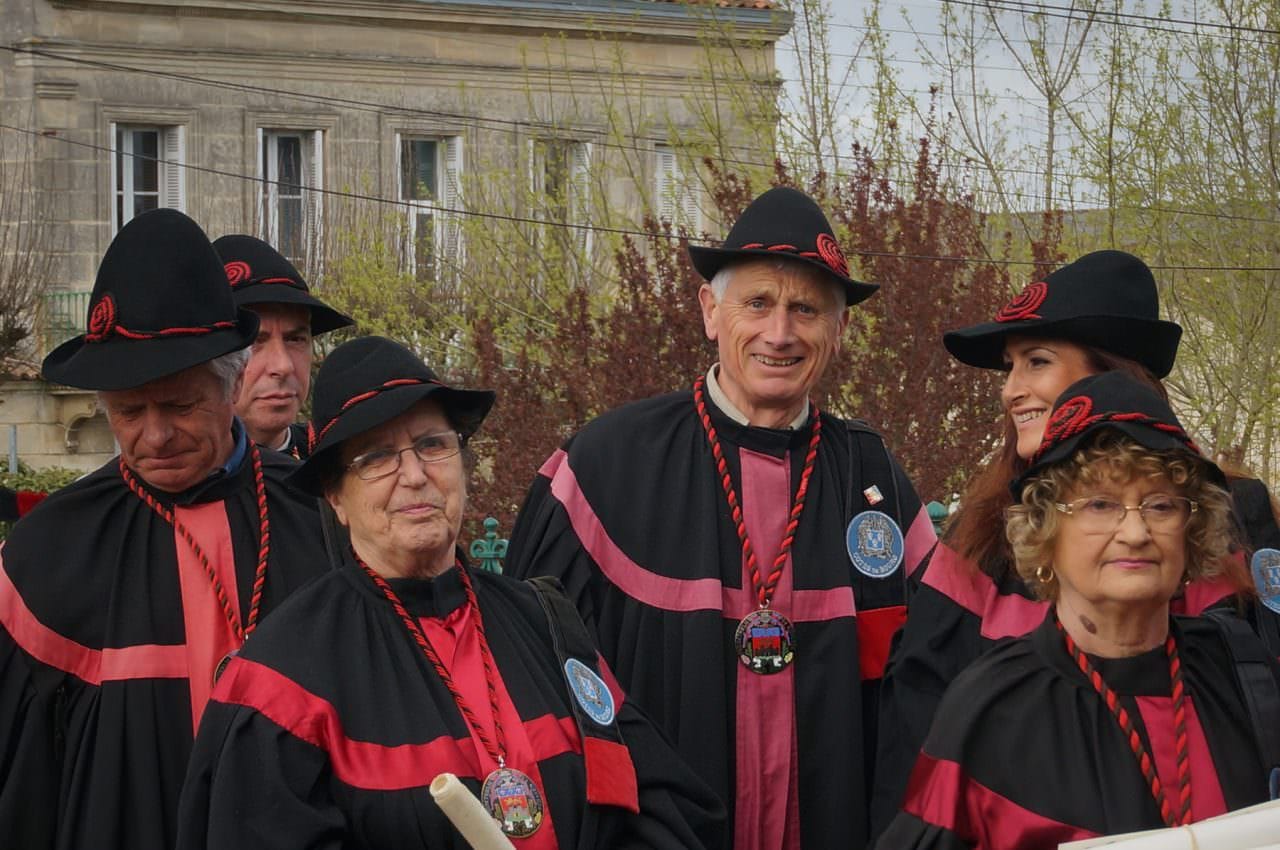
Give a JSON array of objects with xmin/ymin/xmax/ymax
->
[{"xmin": 1005, "ymin": 430, "xmax": 1235, "ymax": 601}]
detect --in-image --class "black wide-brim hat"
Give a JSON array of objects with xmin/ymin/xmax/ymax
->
[
  {"xmin": 1011, "ymin": 371, "xmax": 1224, "ymax": 498},
  {"xmin": 42, "ymin": 209, "xmax": 259, "ymax": 391},
  {"xmin": 289, "ymin": 336, "xmax": 495, "ymax": 496},
  {"xmin": 213, "ymin": 234, "xmax": 354, "ymax": 335},
  {"xmin": 688, "ymin": 186, "xmax": 879, "ymax": 306},
  {"xmin": 944, "ymin": 250, "xmax": 1183, "ymax": 378}
]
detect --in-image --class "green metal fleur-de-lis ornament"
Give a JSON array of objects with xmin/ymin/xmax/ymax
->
[{"xmin": 469, "ymin": 516, "xmax": 508, "ymax": 574}]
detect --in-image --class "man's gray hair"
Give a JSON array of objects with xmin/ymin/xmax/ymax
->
[
  {"xmin": 206, "ymin": 348, "xmax": 251, "ymax": 400},
  {"xmin": 96, "ymin": 348, "xmax": 250, "ymax": 407},
  {"xmin": 708, "ymin": 260, "xmax": 847, "ymax": 311}
]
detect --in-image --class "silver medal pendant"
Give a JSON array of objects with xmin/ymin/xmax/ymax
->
[
  {"xmin": 480, "ymin": 766, "xmax": 545, "ymax": 838},
  {"xmin": 734, "ymin": 607, "xmax": 796, "ymax": 674}
]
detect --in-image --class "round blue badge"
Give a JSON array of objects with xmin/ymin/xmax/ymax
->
[
  {"xmin": 846, "ymin": 510, "xmax": 904, "ymax": 579},
  {"xmin": 564, "ymin": 657, "xmax": 615, "ymax": 726},
  {"xmin": 1251, "ymin": 548, "xmax": 1280, "ymax": 615}
]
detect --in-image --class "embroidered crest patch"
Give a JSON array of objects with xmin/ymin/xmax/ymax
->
[
  {"xmin": 564, "ymin": 657, "xmax": 615, "ymax": 726},
  {"xmin": 846, "ymin": 510, "xmax": 904, "ymax": 578}
]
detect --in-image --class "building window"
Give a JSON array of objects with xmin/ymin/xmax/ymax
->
[
  {"xmin": 396, "ymin": 134, "xmax": 462, "ymax": 281},
  {"xmin": 656, "ymin": 143, "xmax": 700, "ymax": 230},
  {"xmin": 258, "ymin": 129, "xmax": 322, "ymax": 268},
  {"xmin": 111, "ymin": 123, "xmax": 184, "ymax": 233},
  {"xmin": 529, "ymin": 138, "xmax": 592, "ymax": 255}
]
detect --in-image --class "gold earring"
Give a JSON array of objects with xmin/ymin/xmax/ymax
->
[{"xmin": 1035, "ymin": 565, "xmax": 1055, "ymax": 585}]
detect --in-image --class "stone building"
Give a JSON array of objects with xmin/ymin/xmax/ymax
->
[{"xmin": 0, "ymin": 0, "xmax": 789, "ymax": 471}]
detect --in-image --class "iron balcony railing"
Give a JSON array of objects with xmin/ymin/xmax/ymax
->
[{"xmin": 40, "ymin": 290, "xmax": 92, "ymax": 355}]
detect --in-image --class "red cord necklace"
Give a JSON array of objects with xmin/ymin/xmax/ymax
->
[
  {"xmin": 356, "ymin": 556, "xmax": 545, "ymax": 838},
  {"xmin": 1058, "ymin": 618, "xmax": 1192, "ymax": 827},
  {"xmin": 120, "ymin": 444, "xmax": 271, "ymax": 684},
  {"xmin": 693, "ymin": 375, "xmax": 822, "ymax": 674}
]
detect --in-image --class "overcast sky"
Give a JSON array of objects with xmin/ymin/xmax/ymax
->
[{"xmin": 773, "ymin": 0, "xmax": 1107, "ymax": 204}]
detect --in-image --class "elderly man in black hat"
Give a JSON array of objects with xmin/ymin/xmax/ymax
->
[
  {"xmin": 0, "ymin": 209, "xmax": 331, "ymax": 850},
  {"xmin": 214, "ymin": 235, "xmax": 353, "ymax": 459},
  {"xmin": 507, "ymin": 186, "xmax": 938, "ymax": 849}
]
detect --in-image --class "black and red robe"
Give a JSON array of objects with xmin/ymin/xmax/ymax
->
[
  {"xmin": 873, "ymin": 522, "xmax": 1264, "ymax": 836},
  {"xmin": 871, "ymin": 539, "xmax": 1236, "ymax": 834},
  {"xmin": 506, "ymin": 389, "xmax": 936, "ymax": 848},
  {"xmin": 176, "ymin": 557, "xmax": 725, "ymax": 849},
  {"xmin": 0, "ymin": 447, "xmax": 329, "ymax": 850},
  {"xmin": 876, "ymin": 612, "xmax": 1280, "ymax": 849},
  {"xmin": 0, "ymin": 486, "xmax": 47, "ymax": 522}
]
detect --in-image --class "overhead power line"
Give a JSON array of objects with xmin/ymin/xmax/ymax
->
[
  {"xmin": 825, "ymin": 0, "xmax": 1280, "ymax": 39},
  {"xmin": 5, "ymin": 123, "xmax": 1280, "ymax": 274},
  {"xmin": 968, "ymin": 0, "xmax": 1280, "ymax": 36},
  {"xmin": 10, "ymin": 41, "xmax": 1277, "ymax": 220},
  {"xmin": 938, "ymin": 0, "xmax": 1280, "ymax": 45},
  {"xmin": 2, "ymin": 44, "xmax": 782, "ymax": 173}
]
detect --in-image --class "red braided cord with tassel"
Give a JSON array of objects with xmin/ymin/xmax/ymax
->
[
  {"xmin": 1058, "ymin": 619, "xmax": 1191, "ymax": 828},
  {"xmin": 356, "ymin": 556, "xmax": 512, "ymax": 767},
  {"xmin": 119, "ymin": 444, "xmax": 271, "ymax": 642},
  {"xmin": 693, "ymin": 375, "xmax": 821, "ymax": 607}
]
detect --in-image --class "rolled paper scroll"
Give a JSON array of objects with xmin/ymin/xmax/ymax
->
[
  {"xmin": 430, "ymin": 772, "xmax": 516, "ymax": 850},
  {"xmin": 1060, "ymin": 799, "xmax": 1280, "ymax": 849}
]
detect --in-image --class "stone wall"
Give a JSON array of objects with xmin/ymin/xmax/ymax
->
[
  {"xmin": 4, "ymin": 0, "xmax": 787, "ymax": 295},
  {"xmin": 0, "ymin": 379, "xmax": 114, "ymax": 472}
]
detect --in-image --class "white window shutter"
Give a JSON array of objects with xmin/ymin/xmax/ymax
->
[
  {"xmin": 109, "ymin": 122, "xmax": 120, "ymax": 233},
  {"xmin": 656, "ymin": 144, "xmax": 676, "ymax": 223},
  {"xmin": 527, "ymin": 138, "xmax": 541, "ymax": 197},
  {"xmin": 572, "ymin": 142, "xmax": 592, "ymax": 255},
  {"xmin": 394, "ymin": 132, "xmax": 405, "ymax": 200},
  {"xmin": 161, "ymin": 125, "xmax": 185, "ymax": 211},
  {"xmin": 394, "ymin": 132, "xmax": 411, "ymax": 269},
  {"xmin": 679, "ymin": 162, "xmax": 700, "ymax": 231},
  {"xmin": 256, "ymin": 127, "xmax": 267, "ymax": 239},
  {"xmin": 440, "ymin": 135, "xmax": 463, "ymax": 269},
  {"xmin": 307, "ymin": 129, "xmax": 324, "ymax": 275}
]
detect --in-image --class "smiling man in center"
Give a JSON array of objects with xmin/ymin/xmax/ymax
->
[{"xmin": 507, "ymin": 186, "xmax": 938, "ymax": 849}]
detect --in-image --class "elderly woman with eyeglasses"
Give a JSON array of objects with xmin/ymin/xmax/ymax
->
[
  {"xmin": 876, "ymin": 371, "xmax": 1280, "ymax": 850},
  {"xmin": 177, "ymin": 336, "xmax": 724, "ymax": 850}
]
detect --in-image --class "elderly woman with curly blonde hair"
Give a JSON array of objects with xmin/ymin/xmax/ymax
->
[{"xmin": 877, "ymin": 371, "xmax": 1280, "ymax": 850}]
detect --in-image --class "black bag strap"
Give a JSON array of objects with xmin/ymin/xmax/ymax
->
[
  {"xmin": 1203, "ymin": 609, "xmax": 1280, "ymax": 789},
  {"xmin": 318, "ymin": 500, "xmax": 348, "ymax": 573},
  {"xmin": 845, "ymin": 419, "xmax": 900, "ymax": 521},
  {"xmin": 845, "ymin": 419, "xmax": 912, "ymax": 606},
  {"xmin": 527, "ymin": 575, "xmax": 639, "ymax": 814}
]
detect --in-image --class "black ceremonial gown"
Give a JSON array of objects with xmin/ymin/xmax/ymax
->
[
  {"xmin": 873, "ymin": 478, "xmax": 1278, "ymax": 836},
  {"xmin": 506, "ymin": 389, "xmax": 936, "ymax": 849},
  {"xmin": 0, "ymin": 442, "xmax": 329, "ymax": 850},
  {"xmin": 176, "ymin": 557, "xmax": 725, "ymax": 850},
  {"xmin": 876, "ymin": 613, "xmax": 1280, "ymax": 849}
]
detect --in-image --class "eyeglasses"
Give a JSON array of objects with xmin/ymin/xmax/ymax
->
[
  {"xmin": 1053, "ymin": 494, "xmax": 1198, "ymax": 535},
  {"xmin": 346, "ymin": 431, "xmax": 463, "ymax": 481}
]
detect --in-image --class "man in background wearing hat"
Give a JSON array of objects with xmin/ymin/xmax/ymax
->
[
  {"xmin": 214, "ymin": 234, "xmax": 353, "ymax": 459},
  {"xmin": 0, "ymin": 209, "xmax": 331, "ymax": 850},
  {"xmin": 507, "ymin": 186, "xmax": 937, "ymax": 848}
]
